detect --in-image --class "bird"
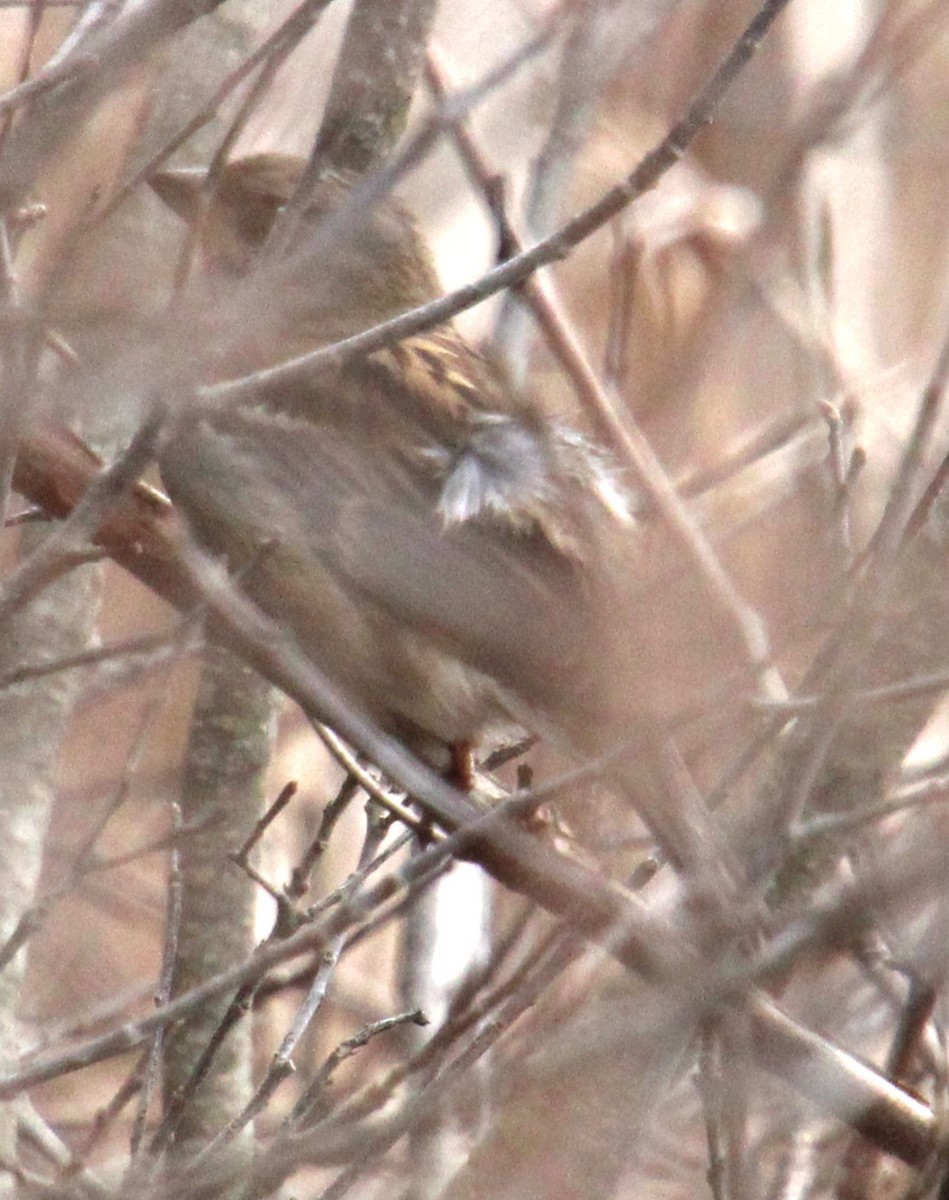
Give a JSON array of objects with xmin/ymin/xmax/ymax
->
[{"xmin": 149, "ymin": 154, "xmax": 637, "ymax": 777}]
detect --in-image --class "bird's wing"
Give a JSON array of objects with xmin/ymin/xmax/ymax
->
[{"xmin": 159, "ymin": 405, "xmax": 606, "ymax": 714}]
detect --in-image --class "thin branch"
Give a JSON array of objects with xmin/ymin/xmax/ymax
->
[
  {"xmin": 97, "ymin": 0, "xmax": 337, "ymax": 223},
  {"xmin": 204, "ymin": 0, "xmax": 794, "ymax": 407},
  {"xmin": 196, "ymin": 810, "xmax": 392, "ymax": 1157}
]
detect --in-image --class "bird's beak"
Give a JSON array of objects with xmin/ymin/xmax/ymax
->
[{"xmin": 149, "ymin": 166, "xmax": 207, "ymax": 225}]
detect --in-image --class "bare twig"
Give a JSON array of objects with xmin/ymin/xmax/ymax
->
[
  {"xmin": 205, "ymin": 0, "xmax": 794, "ymax": 406},
  {"xmin": 98, "ymin": 0, "xmax": 337, "ymax": 222}
]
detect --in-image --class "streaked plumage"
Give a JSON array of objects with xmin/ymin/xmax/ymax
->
[{"xmin": 152, "ymin": 154, "xmax": 635, "ymax": 764}]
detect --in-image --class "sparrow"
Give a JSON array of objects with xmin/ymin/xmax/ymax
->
[{"xmin": 150, "ymin": 154, "xmax": 636, "ymax": 772}]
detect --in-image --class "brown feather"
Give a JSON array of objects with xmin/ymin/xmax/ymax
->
[{"xmin": 152, "ymin": 154, "xmax": 635, "ymax": 757}]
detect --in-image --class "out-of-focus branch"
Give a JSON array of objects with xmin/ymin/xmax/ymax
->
[
  {"xmin": 426, "ymin": 46, "xmax": 782, "ymax": 705},
  {"xmin": 97, "ymin": 0, "xmax": 339, "ymax": 222},
  {"xmin": 0, "ymin": 0, "xmax": 234, "ymax": 207},
  {"xmin": 206, "ymin": 0, "xmax": 795, "ymax": 407},
  {"xmin": 7, "ymin": 415, "xmax": 943, "ymax": 1171},
  {"xmin": 313, "ymin": 0, "xmax": 438, "ymax": 176}
]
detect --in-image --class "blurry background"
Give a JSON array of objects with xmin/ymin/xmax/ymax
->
[{"xmin": 0, "ymin": 1, "xmax": 948, "ymax": 1198}]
